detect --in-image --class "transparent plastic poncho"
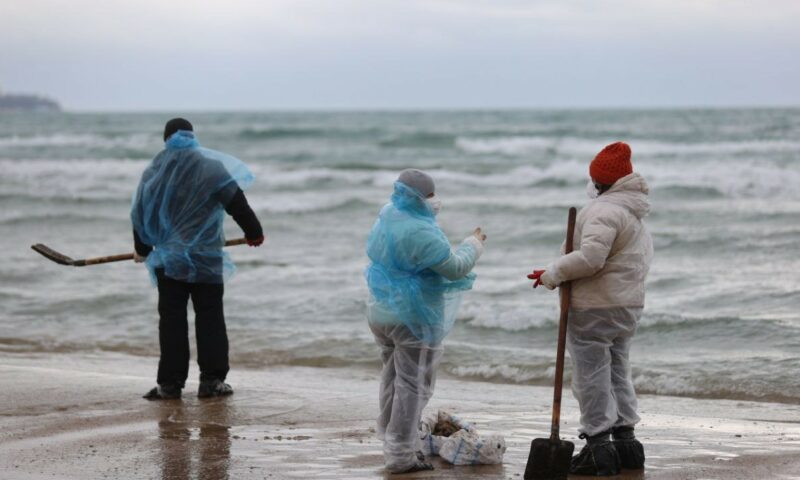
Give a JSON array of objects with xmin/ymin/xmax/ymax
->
[
  {"xmin": 131, "ymin": 130, "xmax": 254, "ymax": 285},
  {"xmin": 365, "ymin": 181, "xmax": 475, "ymax": 345}
]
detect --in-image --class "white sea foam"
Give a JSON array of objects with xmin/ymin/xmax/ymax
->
[
  {"xmin": 230, "ymin": 163, "xmax": 586, "ymax": 192},
  {"xmin": 250, "ymin": 195, "xmax": 370, "ymax": 214},
  {"xmin": 251, "ymin": 158, "xmax": 800, "ymax": 200},
  {"xmin": 248, "ymin": 165, "xmax": 398, "ymax": 189},
  {"xmin": 0, "ymin": 158, "xmax": 148, "ymax": 176},
  {"xmin": 0, "ymin": 133, "xmax": 155, "ymax": 149},
  {"xmin": 0, "ymin": 158, "xmax": 148, "ymax": 201},
  {"xmin": 455, "ymin": 136, "xmax": 556, "ymax": 155},
  {"xmin": 456, "ymin": 135, "xmax": 800, "ymax": 157},
  {"xmin": 259, "ymin": 160, "xmax": 800, "ymax": 200},
  {"xmin": 3, "ymin": 155, "xmax": 798, "ymax": 209},
  {"xmin": 447, "ymin": 364, "xmax": 552, "ymax": 383},
  {"xmin": 640, "ymin": 159, "xmax": 800, "ymax": 198},
  {"xmin": 430, "ymin": 162, "xmax": 586, "ymax": 187},
  {"xmin": 635, "ymin": 138, "xmax": 800, "ymax": 155},
  {"xmin": 460, "ymin": 302, "xmax": 557, "ymax": 331}
]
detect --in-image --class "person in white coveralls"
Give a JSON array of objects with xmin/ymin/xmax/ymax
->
[
  {"xmin": 365, "ymin": 169, "xmax": 486, "ymax": 474},
  {"xmin": 529, "ymin": 141, "xmax": 654, "ymax": 476}
]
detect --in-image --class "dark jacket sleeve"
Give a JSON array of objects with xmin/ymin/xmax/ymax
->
[
  {"xmin": 133, "ymin": 228, "xmax": 152, "ymax": 257},
  {"xmin": 224, "ymin": 188, "xmax": 263, "ymax": 240}
]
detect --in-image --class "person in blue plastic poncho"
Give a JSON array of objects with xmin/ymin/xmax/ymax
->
[
  {"xmin": 365, "ymin": 169, "xmax": 486, "ymax": 474},
  {"xmin": 131, "ymin": 118, "xmax": 264, "ymax": 400}
]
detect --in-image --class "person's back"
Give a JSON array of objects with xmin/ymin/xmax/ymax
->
[
  {"xmin": 133, "ymin": 118, "xmax": 264, "ymax": 401},
  {"xmin": 564, "ymin": 172, "xmax": 654, "ymax": 309},
  {"xmin": 133, "ymin": 122, "xmax": 260, "ymax": 283}
]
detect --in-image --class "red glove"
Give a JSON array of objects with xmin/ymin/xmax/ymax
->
[
  {"xmin": 527, "ymin": 269, "xmax": 546, "ymax": 288},
  {"xmin": 247, "ymin": 235, "xmax": 264, "ymax": 247}
]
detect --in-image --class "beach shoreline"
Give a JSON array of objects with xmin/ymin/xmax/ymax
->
[{"xmin": 2, "ymin": 353, "xmax": 800, "ymax": 479}]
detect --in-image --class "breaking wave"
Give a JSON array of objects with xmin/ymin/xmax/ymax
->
[
  {"xmin": 456, "ymin": 135, "xmax": 800, "ymax": 157},
  {"xmin": 378, "ymin": 132, "xmax": 457, "ymax": 148},
  {"xmin": 0, "ymin": 133, "xmax": 155, "ymax": 150},
  {"xmin": 239, "ymin": 127, "xmax": 333, "ymax": 140},
  {"xmin": 443, "ymin": 362, "xmax": 800, "ymax": 404}
]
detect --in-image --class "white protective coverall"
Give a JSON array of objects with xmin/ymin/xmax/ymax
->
[
  {"xmin": 542, "ymin": 172, "xmax": 654, "ymax": 436},
  {"xmin": 367, "ymin": 236, "xmax": 483, "ymax": 473}
]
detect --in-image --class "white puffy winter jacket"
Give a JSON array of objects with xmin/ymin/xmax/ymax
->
[{"xmin": 546, "ymin": 173, "xmax": 654, "ymax": 309}]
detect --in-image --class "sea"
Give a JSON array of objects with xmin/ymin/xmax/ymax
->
[{"xmin": 1, "ymin": 109, "xmax": 798, "ymax": 404}]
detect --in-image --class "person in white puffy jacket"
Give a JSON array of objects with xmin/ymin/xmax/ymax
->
[{"xmin": 529, "ymin": 142, "xmax": 653, "ymax": 477}]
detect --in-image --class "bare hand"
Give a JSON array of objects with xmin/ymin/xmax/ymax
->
[
  {"xmin": 133, "ymin": 252, "xmax": 145, "ymax": 263},
  {"xmin": 473, "ymin": 227, "xmax": 487, "ymax": 242}
]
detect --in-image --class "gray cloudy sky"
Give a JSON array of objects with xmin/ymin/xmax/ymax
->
[{"xmin": 1, "ymin": 0, "xmax": 798, "ymax": 110}]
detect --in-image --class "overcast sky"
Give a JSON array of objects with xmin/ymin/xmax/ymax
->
[{"xmin": 1, "ymin": 0, "xmax": 799, "ymax": 110}]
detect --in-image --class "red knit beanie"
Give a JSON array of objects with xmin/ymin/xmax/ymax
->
[{"xmin": 590, "ymin": 142, "xmax": 633, "ymax": 185}]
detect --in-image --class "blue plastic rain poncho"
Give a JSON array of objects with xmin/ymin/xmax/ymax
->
[
  {"xmin": 365, "ymin": 181, "xmax": 476, "ymax": 345},
  {"xmin": 131, "ymin": 130, "xmax": 254, "ymax": 285}
]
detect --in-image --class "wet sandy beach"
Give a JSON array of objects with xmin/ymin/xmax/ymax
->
[{"xmin": 2, "ymin": 353, "xmax": 800, "ymax": 479}]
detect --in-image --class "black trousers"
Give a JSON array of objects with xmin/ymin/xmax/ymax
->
[{"xmin": 155, "ymin": 269, "xmax": 229, "ymax": 388}]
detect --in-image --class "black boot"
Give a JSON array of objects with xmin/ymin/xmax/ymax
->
[
  {"xmin": 197, "ymin": 379, "xmax": 234, "ymax": 398},
  {"xmin": 570, "ymin": 431, "xmax": 621, "ymax": 476},
  {"xmin": 143, "ymin": 384, "xmax": 182, "ymax": 400},
  {"xmin": 393, "ymin": 462, "xmax": 434, "ymax": 474},
  {"xmin": 612, "ymin": 426, "xmax": 645, "ymax": 470}
]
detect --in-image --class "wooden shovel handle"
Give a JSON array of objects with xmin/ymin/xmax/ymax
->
[
  {"xmin": 76, "ymin": 253, "xmax": 135, "ymax": 266},
  {"xmin": 224, "ymin": 238, "xmax": 248, "ymax": 247},
  {"xmin": 74, "ymin": 237, "xmax": 250, "ymax": 266},
  {"xmin": 551, "ymin": 207, "xmax": 577, "ymax": 441}
]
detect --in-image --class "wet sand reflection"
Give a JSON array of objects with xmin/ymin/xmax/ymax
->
[{"xmin": 156, "ymin": 399, "xmax": 232, "ymax": 480}]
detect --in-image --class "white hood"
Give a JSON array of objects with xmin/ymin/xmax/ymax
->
[{"xmin": 596, "ymin": 173, "xmax": 651, "ymax": 220}]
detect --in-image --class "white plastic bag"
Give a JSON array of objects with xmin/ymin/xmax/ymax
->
[
  {"xmin": 419, "ymin": 411, "xmax": 474, "ymax": 456},
  {"xmin": 439, "ymin": 430, "xmax": 506, "ymax": 465},
  {"xmin": 418, "ymin": 410, "xmax": 505, "ymax": 465},
  {"xmin": 419, "ymin": 419, "xmax": 446, "ymax": 456}
]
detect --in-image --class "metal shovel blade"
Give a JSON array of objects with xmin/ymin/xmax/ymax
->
[
  {"xmin": 31, "ymin": 244, "xmax": 75, "ymax": 266},
  {"xmin": 524, "ymin": 437, "xmax": 575, "ymax": 480}
]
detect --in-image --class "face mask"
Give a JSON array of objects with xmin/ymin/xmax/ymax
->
[
  {"xmin": 426, "ymin": 195, "xmax": 442, "ymax": 215},
  {"xmin": 586, "ymin": 180, "xmax": 599, "ymax": 199}
]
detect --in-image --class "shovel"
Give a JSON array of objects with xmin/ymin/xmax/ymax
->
[
  {"xmin": 524, "ymin": 206, "xmax": 577, "ymax": 480},
  {"xmin": 31, "ymin": 237, "xmax": 249, "ymax": 267}
]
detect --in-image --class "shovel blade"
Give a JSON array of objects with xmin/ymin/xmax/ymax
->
[
  {"xmin": 524, "ymin": 437, "xmax": 574, "ymax": 480},
  {"xmin": 31, "ymin": 244, "xmax": 75, "ymax": 266}
]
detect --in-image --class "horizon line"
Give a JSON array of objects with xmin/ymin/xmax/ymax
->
[{"xmin": 47, "ymin": 104, "xmax": 800, "ymax": 114}]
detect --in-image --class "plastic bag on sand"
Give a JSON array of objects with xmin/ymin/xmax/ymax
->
[
  {"xmin": 420, "ymin": 411, "xmax": 475, "ymax": 456},
  {"xmin": 419, "ymin": 410, "xmax": 505, "ymax": 465},
  {"xmin": 440, "ymin": 430, "xmax": 506, "ymax": 466}
]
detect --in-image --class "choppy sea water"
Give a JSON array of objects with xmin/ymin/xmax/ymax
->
[{"xmin": 1, "ymin": 110, "xmax": 798, "ymax": 403}]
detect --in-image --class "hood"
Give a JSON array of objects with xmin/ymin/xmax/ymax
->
[
  {"xmin": 597, "ymin": 172, "xmax": 651, "ymax": 219},
  {"xmin": 390, "ymin": 181, "xmax": 437, "ymax": 220},
  {"xmin": 165, "ymin": 130, "xmax": 199, "ymax": 150}
]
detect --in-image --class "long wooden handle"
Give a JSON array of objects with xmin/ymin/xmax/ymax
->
[
  {"xmin": 550, "ymin": 207, "xmax": 577, "ymax": 441},
  {"xmin": 74, "ymin": 237, "xmax": 250, "ymax": 266}
]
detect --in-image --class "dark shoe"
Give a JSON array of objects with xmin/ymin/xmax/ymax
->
[
  {"xmin": 197, "ymin": 379, "xmax": 234, "ymax": 398},
  {"xmin": 143, "ymin": 384, "xmax": 182, "ymax": 400},
  {"xmin": 570, "ymin": 431, "xmax": 621, "ymax": 476},
  {"xmin": 394, "ymin": 462, "xmax": 434, "ymax": 474},
  {"xmin": 612, "ymin": 426, "xmax": 645, "ymax": 470}
]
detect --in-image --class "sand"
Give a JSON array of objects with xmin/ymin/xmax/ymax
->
[{"xmin": 2, "ymin": 353, "xmax": 800, "ymax": 479}]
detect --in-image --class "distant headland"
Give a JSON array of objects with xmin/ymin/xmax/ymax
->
[{"xmin": 0, "ymin": 88, "xmax": 61, "ymax": 112}]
